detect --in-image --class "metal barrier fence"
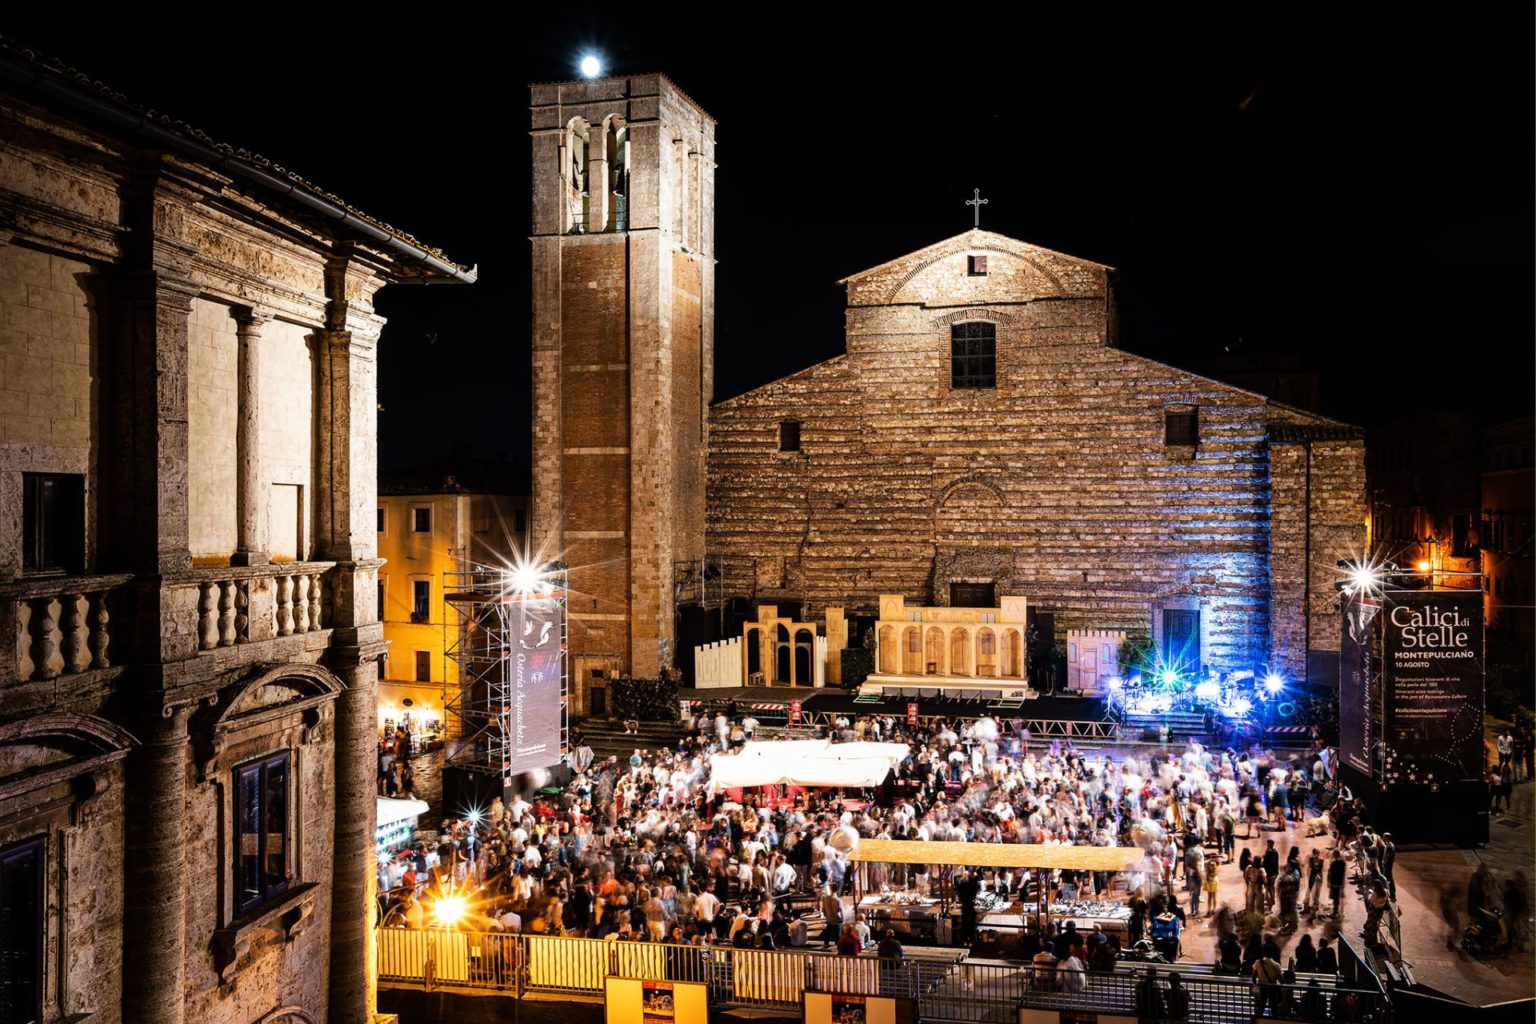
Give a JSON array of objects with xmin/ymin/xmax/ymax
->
[{"xmin": 377, "ymin": 929, "xmax": 1392, "ymax": 1023}]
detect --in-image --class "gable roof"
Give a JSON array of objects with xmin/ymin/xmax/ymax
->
[{"xmin": 837, "ymin": 228, "xmax": 1113, "ymax": 285}]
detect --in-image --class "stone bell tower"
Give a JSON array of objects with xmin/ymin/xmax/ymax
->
[{"xmin": 529, "ymin": 74, "xmax": 715, "ymax": 713}]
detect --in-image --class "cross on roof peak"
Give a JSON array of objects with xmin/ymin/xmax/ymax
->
[{"xmin": 966, "ymin": 188, "xmax": 988, "ymax": 229}]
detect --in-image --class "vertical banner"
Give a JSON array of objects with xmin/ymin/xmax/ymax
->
[
  {"xmin": 907, "ymin": 702, "xmax": 919, "ymax": 726},
  {"xmin": 1339, "ymin": 597, "xmax": 1378, "ymax": 777},
  {"xmin": 507, "ymin": 592, "xmax": 562, "ymax": 777},
  {"xmin": 1382, "ymin": 590, "xmax": 1485, "ymax": 782},
  {"xmin": 791, "ymin": 699, "xmax": 802, "ymax": 725}
]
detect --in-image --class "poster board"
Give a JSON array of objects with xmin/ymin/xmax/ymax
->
[
  {"xmin": 1339, "ymin": 595, "xmax": 1379, "ymax": 777},
  {"xmin": 605, "ymin": 977, "xmax": 708, "ymax": 1024},
  {"xmin": 1381, "ymin": 589, "xmax": 1485, "ymax": 782},
  {"xmin": 1019, "ymin": 1009, "xmax": 1136, "ymax": 1024},
  {"xmin": 803, "ymin": 990, "xmax": 915, "ymax": 1024}
]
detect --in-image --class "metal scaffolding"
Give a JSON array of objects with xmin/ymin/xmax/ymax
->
[{"xmin": 443, "ymin": 564, "xmax": 569, "ymax": 779}]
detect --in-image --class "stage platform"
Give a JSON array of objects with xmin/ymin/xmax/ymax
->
[{"xmin": 678, "ymin": 687, "xmax": 1119, "ymax": 740}]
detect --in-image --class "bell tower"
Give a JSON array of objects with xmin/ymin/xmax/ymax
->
[{"xmin": 529, "ymin": 74, "xmax": 715, "ymax": 712}]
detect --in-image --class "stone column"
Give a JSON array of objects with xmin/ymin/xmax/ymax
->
[
  {"xmin": 232, "ymin": 309, "xmax": 270, "ymax": 566},
  {"xmin": 122, "ymin": 704, "xmax": 191, "ymax": 1024},
  {"xmin": 329, "ymin": 653, "xmax": 380, "ymax": 1023}
]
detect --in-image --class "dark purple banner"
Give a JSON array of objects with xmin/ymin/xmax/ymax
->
[
  {"xmin": 505, "ymin": 593, "xmax": 563, "ymax": 777},
  {"xmin": 1382, "ymin": 590, "xmax": 1484, "ymax": 783},
  {"xmin": 1339, "ymin": 597, "xmax": 1378, "ymax": 777}
]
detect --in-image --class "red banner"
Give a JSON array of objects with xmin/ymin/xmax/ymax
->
[
  {"xmin": 790, "ymin": 699, "xmax": 802, "ymax": 724},
  {"xmin": 907, "ymin": 702, "xmax": 919, "ymax": 726}
]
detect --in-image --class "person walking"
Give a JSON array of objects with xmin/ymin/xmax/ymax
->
[
  {"xmin": 1304, "ymin": 847, "xmax": 1325, "ymax": 915},
  {"xmin": 1251, "ymin": 949, "xmax": 1284, "ymax": 1020},
  {"xmin": 1327, "ymin": 849, "xmax": 1347, "ymax": 919}
]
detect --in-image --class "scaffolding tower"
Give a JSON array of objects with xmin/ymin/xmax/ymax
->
[{"xmin": 443, "ymin": 564, "xmax": 569, "ymax": 780}]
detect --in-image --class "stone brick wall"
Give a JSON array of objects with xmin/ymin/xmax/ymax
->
[
  {"xmin": 0, "ymin": 246, "xmax": 94, "ymax": 450},
  {"xmin": 188, "ymin": 298, "xmax": 239, "ymax": 560},
  {"xmin": 709, "ymin": 230, "xmax": 1365, "ymax": 681}
]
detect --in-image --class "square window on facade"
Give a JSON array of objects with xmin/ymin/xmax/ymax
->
[
  {"xmin": 412, "ymin": 580, "xmax": 430, "ymax": 622},
  {"xmin": 950, "ymin": 322, "xmax": 996, "ymax": 389},
  {"xmin": 411, "ymin": 507, "xmax": 432, "ymax": 533},
  {"xmin": 377, "ymin": 507, "xmax": 386, "ymax": 533},
  {"xmin": 968, "ymin": 254, "xmax": 988, "ymax": 276},
  {"xmin": 415, "ymin": 650, "xmax": 432, "ymax": 682},
  {"xmin": 778, "ymin": 420, "xmax": 801, "ymax": 452},
  {"xmin": 1165, "ymin": 406, "xmax": 1199, "ymax": 446},
  {"xmin": 22, "ymin": 473, "xmax": 84, "ymax": 574},
  {"xmin": 234, "ymin": 754, "xmax": 290, "ymax": 915}
]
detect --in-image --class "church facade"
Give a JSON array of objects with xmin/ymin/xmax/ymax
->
[
  {"xmin": 707, "ymin": 230, "xmax": 1365, "ymax": 685},
  {"xmin": 530, "ymin": 74, "xmax": 1365, "ymax": 708}
]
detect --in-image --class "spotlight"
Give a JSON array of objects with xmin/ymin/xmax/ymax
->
[
  {"xmin": 579, "ymin": 54, "xmax": 603, "ymax": 79},
  {"xmin": 465, "ymin": 808, "xmax": 482, "ymax": 826},
  {"xmin": 1159, "ymin": 669, "xmax": 1179, "ymax": 687},
  {"xmin": 1416, "ymin": 560, "xmax": 1430, "ymax": 572},
  {"xmin": 1230, "ymin": 697, "xmax": 1253, "ymax": 717},
  {"xmin": 1194, "ymin": 681, "xmax": 1220, "ymax": 702},
  {"xmin": 509, "ymin": 561, "xmax": 543, "ymax": 594},
  {"xmin": 1264, "ymin": 673, "xmax": 1285, "ymax": 694},
  {"xmin": 432, "ymin": 895, "xmax": 467, "ymax": 927},
  {"xmin": 1105, "ymin": 676, "xmax": 1123, "ymax": 690}
]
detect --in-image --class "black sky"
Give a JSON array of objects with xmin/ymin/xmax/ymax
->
[{"xmin": 10, "ymin": 5, "xmax": 1534, "ymax": 469}]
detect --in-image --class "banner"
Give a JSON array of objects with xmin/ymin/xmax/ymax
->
[
  {"xmin": 1338, "ymin": 597, "xmax": 1378, "ymax": 777},
  {"xmin": 1382, "ymin": 590, "xmax": 1485, "ymax": 782},
  {"xmin": 506, "ymin": 592, "xmax": 563, "ymax": 777}
]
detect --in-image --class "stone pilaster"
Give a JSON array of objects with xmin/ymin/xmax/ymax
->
[
  {"xmin": 232, "ymin": 308, "xmax": 270, "ymax": 566},
  {"xmin": 121, "ymin": 704, "xmax": 191, "ymax": 1024},
  {"xmin": 328, "ymin": 637, "xmax": 383, "ymax": 1023}
]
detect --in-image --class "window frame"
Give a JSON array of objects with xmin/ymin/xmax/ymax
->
[
  {"xmin": 22, "ymin": 472, "xmax": 85, "ymax": 575},
  {"xmin": 967, "ymin": 254, "xmax": 988, "ymax": 276},
  {"xmin": 1164, "ymin": 404, "xmax": 1200, "ymax": 447},
  {"xmin": 411, "ymin": 579, "xmax": 431, "ymax": 623},
  {"xmin": 377, "ymin": 506, "xmax": 387, "ymax": 535},
  {"xmin": 233, "ymin": 752, "xmax": 292, "ymax": 917},
  {"xmin": 778, "ymin": 419, "xmax": 802, "ymax": 453},
  {"xmin": 415, "ymin": 650, "xmax": 432, "ymax": 683},
  {"xmin": 950, "ymin": 322, "xmax": 997, "ymax": 390},
  {"xmin": 410, "ymin": 505, "xmax": 432, "ymax": 534}
]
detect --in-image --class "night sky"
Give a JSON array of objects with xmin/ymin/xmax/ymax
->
[{"xmin": 10, "ymin": 6, "xmax": 1533, "ymax": 471}]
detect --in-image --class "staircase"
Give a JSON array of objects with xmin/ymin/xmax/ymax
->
[{"xmin": 574, "ymin": 718, "xmax": 689, "ymax": 761}]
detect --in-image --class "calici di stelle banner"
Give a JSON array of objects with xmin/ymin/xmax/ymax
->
[
  {"xmin": 1381, "ymin": 590, "xmax": 1485, "ymax": 783},
  {"xmin": 503, "ymin": 593, "xmax": 563, "ymax": 777}
]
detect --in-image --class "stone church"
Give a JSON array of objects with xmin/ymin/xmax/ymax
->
[
  {"xmin": 0, "ymin": 42, "xmax": 470, "ymax": 1024},
  {"xmin": 530, "ymin": 74, "xmax": 1365, "ymax": 714}
]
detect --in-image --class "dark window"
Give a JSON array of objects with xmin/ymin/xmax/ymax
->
[
  {"xmin": 1162, "ymin": 609, "xmax": 1201, "ymax": 673},
  {"xmin": 951, "ymin": 322, "xmax": 996, "ymax": 389},
  {"xmin": 415, "ymin": 650, "xmax": 431, "ymax": 682},
  {"xmin": 411, "ymin": 507, "xmax": 431, "ymax": 533},
  {"xmin": 0, "ymin": 836, "xmax": 44, "ymax": 1024},
  {"xmin": 968, "ymin": 255, "xmax": 988, "ymax": 276},
  {"xmin": 377, "ymin": 507, "xmax": 385, "ymax": 533},
  {"xmin": 1165, "ymin": 406, "xmax": 1199, "ymax": 446},
  {"xmin": 515, "ymin": 508, "xmax": 527, "ymax": 535},
  {"xmin": 591, "ymin": 668, "xmax": 606, "ymax": 679},
  {"xmin": 778, "ymin": 420, "xmax": 801, "ymax": 452},
  {"xmin": 412, "ymin": 580, "xmax": 430, "ymax": 622},
  {"xmin": 235, "ymin": 754, "xmax": 289, "ymax": 915},
  {"xmin": 950, "ymin": 582, "xmax": 997, "ymax": 607},
  {"xmin": 22, "ymin": 473, "xmax": 84, "ymax": 574},
  {"xmin": 377, "ymin": 579, "xmax": 385, "ymax": 616}
]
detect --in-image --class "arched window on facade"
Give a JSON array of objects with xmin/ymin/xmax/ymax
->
[
  {"xmin": 879, "ymin": 625, "xmax": 897, "ymax": 674},
  {"xmin": 951, "ymin": 321, "xmax": 996, "ymax": 389},
  {"xmin": 563, "ymin": 118, "xmax": 590, "ymax": 233},
  {"xmin": 606, "ymin": 117, "xmax": 629, "ymax": 232},
  {"xmin": 925, "ymin": 627, "xmax": 945, "ymax": 676},
  {"xmin": 1002, "ymin": 629, "xmax": 1023, "ymax": 678},
  {"xmin": 902, "ymin": 626, "xmax": 922, "ymax": 675}
]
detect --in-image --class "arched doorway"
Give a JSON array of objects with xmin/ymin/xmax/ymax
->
[
  {"xmin": 901, "ymin": 627, "xmax": 922, "ymax": 675},
  {"xmin": 1003, "ymin": 629, "xmax": 1023, "ymax": 678},
  {"xmin": 879, "ymin": 625, "xmax": 897, "ymax": 674},
  {"xmin": 950, "ymin": 627, "xmax": 971, "ymax": 676},
  {"xmin": 774, "ymin": 624, "xmax": 791, "ymax": 683},
  {"xmin": 924, "ymin": 627, "xmax": 945, "ymax": 675},
  {"xmin": 977, "ymin": 628, "xmax": 997, "ymax": 677},
  {"xmin": 794, "ymin": 629, "xmax": 815, "ymax": 686},
  {"xmin": 746, "ymin": 627, "xmax": 761, "ymax": 678}
]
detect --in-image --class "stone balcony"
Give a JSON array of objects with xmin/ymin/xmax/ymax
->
[{"xmin": 4, "ymin": 562, "xmax": 341, "ymax": 698}]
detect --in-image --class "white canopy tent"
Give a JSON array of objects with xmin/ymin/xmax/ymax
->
[{"xmin": 709, "ymin": 739, "xmax": 909, "ymax": 789}]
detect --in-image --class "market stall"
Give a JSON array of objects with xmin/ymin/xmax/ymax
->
[
  {"xmin": 375, "ymin": 796, "xmax": 430, "ymax": 892},
  {"xmin": 848, "ymin": 839, "xmax": 1145, "ymax": 946}
]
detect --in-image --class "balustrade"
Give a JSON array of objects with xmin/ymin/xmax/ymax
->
[
  {"xmin": 9, "ymin": 577, "xmax": 128, "ymax": 684},
  {"xmin": 274, "ymin": 568, "xmax": 326, "ymax": 637}
]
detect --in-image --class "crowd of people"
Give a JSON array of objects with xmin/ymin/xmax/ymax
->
[{"xmin": 380, "ymin": 708, "xmax": 1375, "ymax": 983}]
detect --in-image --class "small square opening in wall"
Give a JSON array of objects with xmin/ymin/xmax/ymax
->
[
  {"xmin": 968, "ymin": 255, "xmax": 988, "ymax": 276},
  {"xmin": 1165, "ymin": 405, "xmax": 1199, "ymax": 446},
  {"xmin": 778, "ymin": 420, "xmax": 801, "ymax": 452},
  {"xmin": 411, "ymin": 507, "xmax": 432, "ymax": 533}
]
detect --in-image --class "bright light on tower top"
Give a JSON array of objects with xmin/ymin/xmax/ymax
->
[{"xmin": 579, "ymin": 54, "xmax": 603, "ymax": 79}]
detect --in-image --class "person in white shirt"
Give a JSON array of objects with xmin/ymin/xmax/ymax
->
[
  {"xmin": 695, "ymin": 887, "xmax": 720, "ymax": 927},
  {"xmin": 742, "ymin": 714, "xmax": 759, "ymax": 738}
]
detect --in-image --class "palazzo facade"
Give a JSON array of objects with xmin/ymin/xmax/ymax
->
[{"xmin": 0, "ymin": 43, "xmax": 469, "ymax": 1024}]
